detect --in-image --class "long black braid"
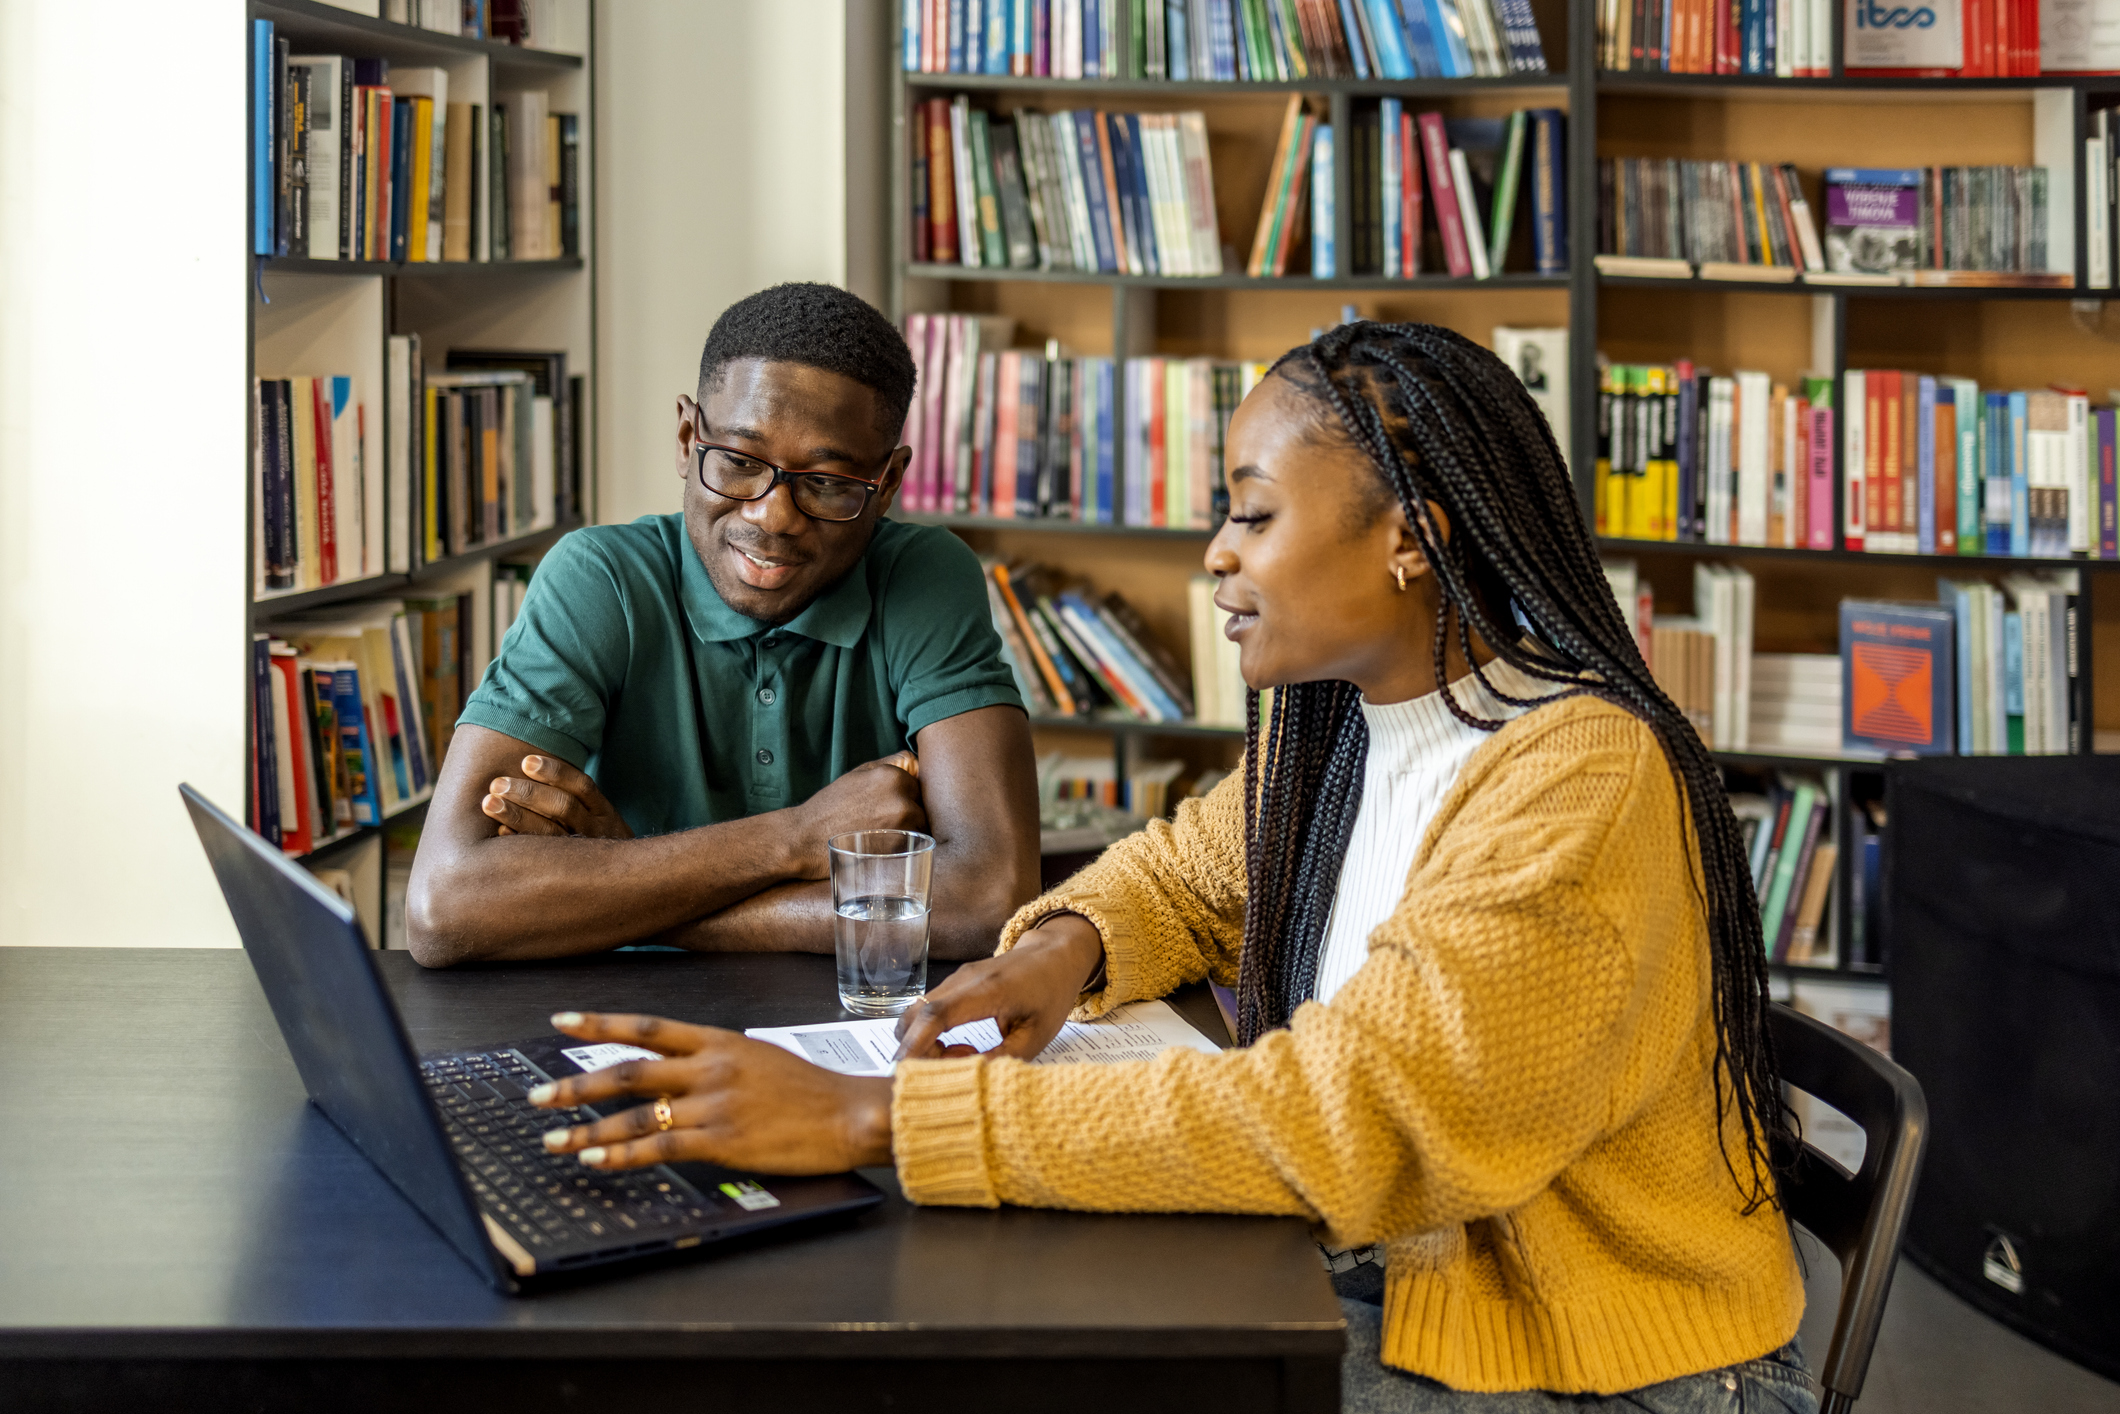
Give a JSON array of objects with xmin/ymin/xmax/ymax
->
[{"xmin": 1232, "ymin": 321, "xmax": 1792, "ymax": 1211}]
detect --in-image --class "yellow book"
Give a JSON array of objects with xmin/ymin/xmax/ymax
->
[
  {"xmin": 423, "ymin": 385, "xmax": 441, "ymax": 563},
  {"xmin": 291, "ymin": 377, "xmax": 321, "ymax": 590},
  {"xmin": 1165, "ymin": 360, "xmax": 1190, "ymax": 528},
  {"xmin": 1643, "ymin": 367, "xmax": 1667, "ymax": 540},
  {"xmin": 408, "ymin": 97, "xmax": 434, "ymax": 263}
]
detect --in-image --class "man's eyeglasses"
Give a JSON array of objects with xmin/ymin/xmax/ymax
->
[{"xmin": 693, "ymin": 442, "xmax": 889, "ymax": 523}]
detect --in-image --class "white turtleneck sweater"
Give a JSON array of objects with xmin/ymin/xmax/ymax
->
[{"xmin": 1311, "ymin": 657, "xmax": 1565, "ymax": 1006}]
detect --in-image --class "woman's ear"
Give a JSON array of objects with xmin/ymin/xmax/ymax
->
[{"xmin": 1386, "ymin": 500, "xmax": 1447, "ymax": 589}]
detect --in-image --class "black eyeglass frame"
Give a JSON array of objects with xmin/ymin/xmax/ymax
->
[{"xmin": 691, "ymin": 441, "xmax": 895, "ymax": 523}]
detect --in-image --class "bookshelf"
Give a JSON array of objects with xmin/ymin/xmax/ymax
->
[
  {"xmin": 246, "ymin": 0, "xmax": 595, "ymax": 946},
  {"xmin": 885, "ymin": 0, "xmax": 2120, "ymax": 981}
]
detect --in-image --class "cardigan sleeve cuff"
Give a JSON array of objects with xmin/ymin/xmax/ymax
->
[
  {"xmin": 994, "ymin": 890, "xmax": 1144, "ymax": 1020},
  {"xmin": 891, "ymin": 1057, "xmax": 999, "ymax": 1207}
]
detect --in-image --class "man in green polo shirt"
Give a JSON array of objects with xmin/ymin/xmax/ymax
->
[{"xmin": 406, "ymin": 284, "xmax": 1039, "ymax": 966}]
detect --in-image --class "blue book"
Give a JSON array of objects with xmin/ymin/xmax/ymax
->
[
  {"xmin": 1426, "ymin": 0, "xmax": 1474, "ymax": 75},
  {"xmin": 1169, "ymin": 0, "xmax": 1191, "ymax": 78},
  {"xmin": 1984, "ymin": 392, "xmax": 2010, "ymax": 554},
  {"xmin": 1741, "ymin": 0, "xmax": 1765, "ymax": 73},
  {"xmin": 1399, "ymin": 0, "xmax": 1444, "ymax": 74},
  {"xmin": 1058, "ymin": 594, "xmax": 1187, "ymax": 720},
  {"xmin": 2009, "ymin": 390, "xmax": 2030, "ymax": 555},
  {"xmin": 1366, "ymin": 0, "xmax": 1415, "ymax": 77},
  {"xmin": 1013, "ymin": 0, "xmax": 1032, "ymax": 71},
  {"xmin": 1094, "ymin": 358, "xmax": 1115, "ymax": 523},
  {"xmin": 965, "ymin": 0, "xmax": 985, "ymax": 73},
  {"xmin": 1017, "ymin": 355, "xmax": 1044, "ymax": 516},
  {"xmin": 1841, "ymin": 599, "xmax": 1956, "ymax": 756},
  {"xmin": 984, "ymin": 0, "xmax": 1010, "ymax": 72},
  {"xmin": 331, "ymin": 667, "xmax": 381, "ymax": 826},
  {"xmin": 1938, "ymin": 579, "xmax": 1976, "ymax": 754},
  {"xmin": 1084, "ymin": 0, "xmax": 1102, "ymax": 74},
  {"xmin": 1381, "ymin": 98, "xmax": 1403, "ymax": 272},
  {"xmin": 1113, "ymin": 114, "xmax": 1157, "ymax": 275},
  {"xmin": 1336, "ymin": 0, "xmax": 1374, "ymax": 76},
  {"xmin": 1071, "ymin": 113, "xmax": 1119, "ymax": 273},
  {"xmin": 1916, "ymin": 375, "xmax": 1937, "ymax": 554},
  {"xmin": 254, "ymin": 21, "xmax": 275, "ymax": 255},
  {"xmin": 1311, "ymin": 125, "xmax": 1336, "ymax": 278},
  {"xmin": 1209, "ymin": 0, "xmax": 1237, "ymax": 77},
  {"xmin": 948, "ymin": 0, "xmax": 968, "ymax": 71},
  {"xmin": 1529, "ymin": 110, "xmax": 1567, "ymax": 274},
  {"xmin": 2003, "ymin": 610, "xmax": 2025, "ymax": 750},
  {"xmin": 905, "ymin": 0, "xmax": 922, "ymax": 70}
]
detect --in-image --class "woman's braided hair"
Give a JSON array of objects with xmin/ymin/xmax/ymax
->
[{"xmin": 1233, "ymin": 320, "xmax": 1791, "ymax": 1210}]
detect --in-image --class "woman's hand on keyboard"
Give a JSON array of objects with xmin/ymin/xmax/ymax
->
[{"xmin": 527, "ymin": 1011, "xmax": 893, "ymax": 1174}]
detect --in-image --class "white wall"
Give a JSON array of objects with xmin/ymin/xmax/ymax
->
[
  {"xmin": 0, "ymin": 0, "xmax": 249, "ymax": 946},
  {"xmin": 595, "ymin": 0, "xmax": 850, "ymax": 526}
]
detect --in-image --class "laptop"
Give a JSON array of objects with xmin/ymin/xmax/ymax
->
[{"xmin": 181, "ymin": 783, "xmax": 884, "ymax": 1293}]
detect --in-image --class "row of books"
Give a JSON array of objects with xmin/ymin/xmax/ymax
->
[
  {"xmin": 1597, "ymin": 162, "xmax": 2063, "ymax": 288},
  {"xmin": 902, "ymin": 313, "xmax": 1264, "ymax": 526},
  {"xmin": 1732, "ymin": 773, "xmax": 1840, "ymax": 965},
  {"xmin": 1041, "ymin": 753, "xmax": 1188, "ymax": 816},
  {"xmin": 1607, "ymin": 559, "xmax": 1756, "ymax": 752},
  {"xmin": 1843, "ymin": 577, "xmax": 2082, "ymax": 757},
  {"xmin": 377, "ymin": 0, "xmax": 551, "ymax": 44},
  {"xmin": 903, "ymin": 0, "xmax": 1547, "ymax": 79},
  {"xmin": 1598, "ymin": 0, "xmax": 1832, "ymax": 73},
  {"xmin": 254, "ymin": 338, "xmax": 582, "ymax": 596},
  {"xmin": 1843, "ymin": 373, "xmax": 2113, "ymax": 559},
  {"xmin": 1594, "ymin": 364, "xmax": 1837, "ymax": 550},
  {"xmin": 252, "ymin": 26, "xmax": 579, "ymax": 263},
  {"xmin": 1330, "ymin": 103, "xmax": 1566, "ymax": 279},
  {"xmin": 914, "ymin": 98, "xmax": 1224, "ymax": 275},
  {"xmin": 249, "ymin": 596, "xmax": 469, "ymax": 854},
  {"xmin": 981, "ymin": 560, "xmax": 1200, "ymax": 723}
]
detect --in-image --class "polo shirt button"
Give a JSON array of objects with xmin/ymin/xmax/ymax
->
[
  {"xmin": 756, "ymin": 748, "xmax": 774, "ymax": 766},
  {"xmin": 757, "ymin": 687, "xmax": 776, "ymax": 706},
  {"xmin": 762, "ymin": 637, "xmax": 779, "ymax": 648}
]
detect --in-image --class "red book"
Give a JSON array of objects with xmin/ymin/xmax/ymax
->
[
  {"xmin": 1416, "ymin": 113, "xmax": 1472, "ymax": 277},
  {"xmin": 1146, "ymin": 358, "xmax": 1167, "ymax": 527},
  {"xmin": 269, "ymin": 650, "xmax": 314, "ymax": 855},
  {"xmin": 993, "ymin": 351, "xmax": 1019, "ymax": 520},
  {"xmin": 1400, "ymin": 109, "xmax": 1422, "ymax": 275},
  {"xmin": 925, "ymin": 99, "xmax": 957, "ymax": 264},
  {"xmin": 311, "ymin": 379, "xmax": 338, "ymax": 585}
]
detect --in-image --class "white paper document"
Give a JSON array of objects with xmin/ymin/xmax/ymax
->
[{"xmin": 745, "ymin": 998, "xmax": 1223, "ymax": 1077}]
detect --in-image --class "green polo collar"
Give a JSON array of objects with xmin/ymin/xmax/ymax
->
[{"xmin": 679, "ymin": 528, "xmax": 875, "ymax": 648}]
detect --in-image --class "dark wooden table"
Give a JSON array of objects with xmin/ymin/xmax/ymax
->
[{"xmin": 0, "ymin": 947, "xmax": 1342, "ymax": 1412}]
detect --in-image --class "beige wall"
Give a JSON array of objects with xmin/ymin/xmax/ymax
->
[
  {"xmin": 594, "ymin": 0, "xmax": 850, "ymax": 527},
  {"xmin": 0, "ymin": 0, "xmax": 250, "ymax": 946}
]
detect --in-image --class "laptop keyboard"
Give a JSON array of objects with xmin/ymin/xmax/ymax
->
[{"xmin": 421, "ymin": 1048, "xmax": 716, "ymax": 1261}]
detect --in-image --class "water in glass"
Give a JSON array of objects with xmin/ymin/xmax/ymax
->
[{"xmin": 834, "ymin": 894, "xmax": 930, "ymax": 1016}]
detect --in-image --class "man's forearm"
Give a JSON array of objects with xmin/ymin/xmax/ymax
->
[
  {"xmin": 409, "ymin": 813, "xmax": 806, "ymax": 964},
  {"xmin": 644, "ymin": 880, "xmax": 836, "ymax": 954}
]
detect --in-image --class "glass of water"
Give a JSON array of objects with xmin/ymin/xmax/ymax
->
[{"xmin": 827, "ymin": 830, "xmax": 935, "ymax": 1017}]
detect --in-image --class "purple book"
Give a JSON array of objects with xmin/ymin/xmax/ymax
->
[{"xmin": 1823, "ymin": 167, "xmax": 1921, "ymax": 276}]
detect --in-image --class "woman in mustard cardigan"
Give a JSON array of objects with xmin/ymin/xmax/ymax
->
[{"xmin": 529, "ymin": 323, "xmax": 1815, "ymax": 1412}]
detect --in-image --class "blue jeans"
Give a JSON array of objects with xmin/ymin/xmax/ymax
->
[{"xmin": 1339, "ymin": 1299, "xmax": 1820, "ymax": 1413}]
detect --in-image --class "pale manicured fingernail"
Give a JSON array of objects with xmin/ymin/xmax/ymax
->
[
  {"xmin": 551, "ymin": 1012, "xmax": 584, "ymax": 1028},
  {"xmin": 527, "ymin": 1083, "xmax": 557, "ymax": 1104},
  {"xmin": 541, "ymin": 1128, "xmax": 570, "ymax": 1150},
  {"xmin": 578, "ymin": 1147, "xmax": 606, "ymax": 1166}
]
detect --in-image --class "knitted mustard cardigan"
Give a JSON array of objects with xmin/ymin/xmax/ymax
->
[{"xmin": 890, "ymin": 694, "xmax": 1805, "ymax": 1394}]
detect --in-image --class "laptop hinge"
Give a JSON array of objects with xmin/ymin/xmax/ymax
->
[{"xmin": 482, "ymin": 1212, "xmax": 538, "ymax": 1277}]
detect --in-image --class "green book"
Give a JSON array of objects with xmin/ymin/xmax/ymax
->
[
  {"xmin": 1758, "ymin": 780, "xmax": 1819, "ymax": 954},
  {"xmin": 1487, "ymin": 111, "xmax": 1528, "ymax": 276},
  {"xmin": 1950, "ymin": 377, "xmax": 1981, "ymax": 553},
  {"xmin": 966, "ymin": 110, "xmax": 1008, "ymax": 270}
]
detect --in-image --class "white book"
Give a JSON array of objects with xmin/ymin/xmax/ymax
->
[
  {"xmin": 1493, "ymin": 327, "xmax": 1569, "ymax": 460},
  {"xmin": 1791, "ymin": 0, "xmax": 1810, "ymax": 74},
  {"xmin": 501, "ymin": 89, "xmax": 549, "ymax": 261},
  {"xmin": 1777, "ymin": 0, "xmax": 1796, "ymax": 76},
  {"xmin": 949, "ymin": 99, "xmax": 980, "ymax": 268},
  {"xmin": 2062, "ymin": 389, "xmax": 2091, "ymax": 553},
  {"xmin": 1707, "ymin": 377, "xmax": 1735, "ymax": 544},
  {"xmin": 2090, "ymin": 134, "xmax": 2112, "ymax": 290},
  {"xmin": 288, "ymin": 56, "xmax": 344, "ymax": 259},
  {"xmin": 1449, "ymin": 148, "xmax": 1491, "ymax": 278},
  {"xmin": 1736, "ymin": 371, "xmax": 1771, "ymax": 546},
  {"xmin": 1179, "ymin": 113, "xmax": 1223, "ymax": 275},
  {"xmin": 1161, "ymin": 117, "xmax": 1203, "ymax": 276},
  {"xmin": 1052, "ymin": 113, "xmax": 1098, "ymax": 271},
  {"xmin": 1696, "ymin": 566, "xmax": 1735, "ymax": 749},
  {"xmin": 1731, "ymin": 566, "xmax": 1755, "ymax": 748},
  {"xmin": 1141, "ymin": 117, "xmax": 1186, "ymax": 276},
  {"xmin": 330, "ymin": 379, "xmax": 369, "ymax": 581},
  {"xmin": 1842, "ymin": 370, "xmax": 1867, "ymax": 549},
  {"xmin": 531, "ymin": 394, "xmax": 556, "ymax": 530}
]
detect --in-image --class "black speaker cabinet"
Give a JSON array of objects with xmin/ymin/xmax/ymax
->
[{"xmin": 1885, "ymin": 755, "xmax": 2120, "ymax": 1381}]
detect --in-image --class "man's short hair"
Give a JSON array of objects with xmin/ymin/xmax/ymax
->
[{"xmin": 697, "ymin": 283, "xmax": 916, "ymax": 440}]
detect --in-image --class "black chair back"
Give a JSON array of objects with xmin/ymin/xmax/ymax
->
[{"xmin": 1768, "ymin": 1002, "xmax": 1929, "ymax": 1414}]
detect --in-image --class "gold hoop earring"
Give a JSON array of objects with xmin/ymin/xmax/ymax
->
[{"xmin": 1393, "ymin": 565, "xmax": 1407, "ymax": 592}]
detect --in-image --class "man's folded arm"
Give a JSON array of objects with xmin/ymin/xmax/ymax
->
[
  {"xmin": 634, "ymin": 704, "xmax": 1041, "ymax": 960},
  {"xmin": 405, "ymin": 725, "xmax": 813, "ymax": 966}
]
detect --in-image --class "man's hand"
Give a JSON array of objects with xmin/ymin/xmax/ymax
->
[
  {"xmin": 480, "ymin": 755, "xmax": 636, "ymax": 840},
  {"xmin": 783, "ymin": 752, "xmax": 926, "ymax": 879},
  {"xmin": 530, "ymin": 1011, "xmax": 893, "ymax": 1174},
  {"xmin": 891, "ymin": 913, "xmax": 1106, "ymax": 1062}
]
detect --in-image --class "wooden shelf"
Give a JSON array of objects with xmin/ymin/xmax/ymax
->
[
  {"xmin": 253, "ymin": 0, "xmax": 582, "ymax": 70},
  {"xmin": 1031, "ymin": 714, "xmax": 1245, "ymax": 738},
  {"xmin": 1597, "ymin": 273, "xmax": 2090, "ymax": 300},
  {"xmin": 260, "ymin": 256, "xmax": 584, "ymax": 279},
  {"xmin": 1600, "ymin": 70, "xmax": 2120, "ymax": 94},
  {"xmin": 900, "ymin": 512, "xmax": 1216, "ymax": 538},
  {"xmin": 1597, "ymin": 535, "xmax": 2119, "ymax": 574},
  {"xmin": 253, "ymin": 519, "xmax": 584, "ymax": 618},
  {"xmin": 908, "ymin": 263, "xmax": 1567, "ymax": 290},
  {"xmin": 902, "ymin": 73, "xmax": 1564, "ymax": 96}
]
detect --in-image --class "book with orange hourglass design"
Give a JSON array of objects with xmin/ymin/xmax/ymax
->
[{"xmin": 1842, "ymin": 600, "xmax": 1957, "ymax": 756}]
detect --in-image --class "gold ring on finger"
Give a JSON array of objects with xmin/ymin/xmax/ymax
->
[{"xmin": 653, "ymin": 1096, "xmax": 675, "ymax": 1132}]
